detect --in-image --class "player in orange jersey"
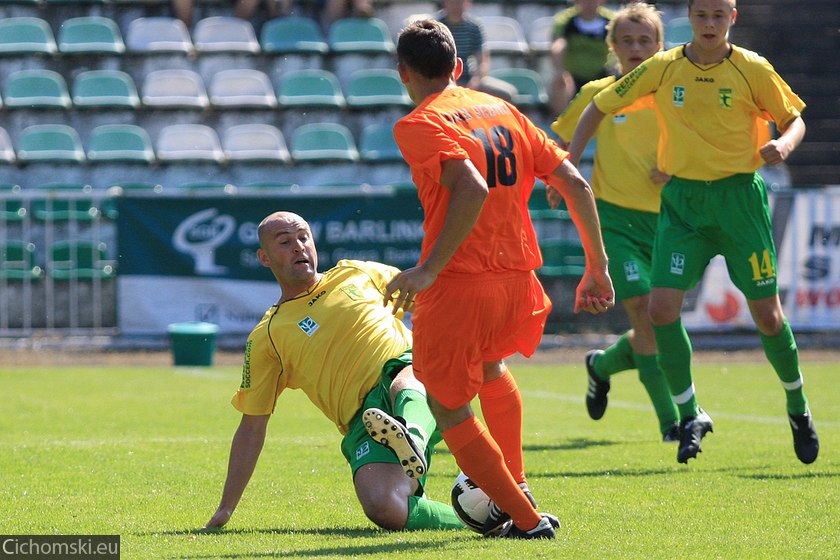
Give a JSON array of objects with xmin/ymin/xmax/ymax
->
[{"xmin": 383, "ymin": 19, "xmax": 614, "ymax": 539}]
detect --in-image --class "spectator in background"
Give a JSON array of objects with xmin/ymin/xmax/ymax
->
[
  {"xmin": 320, "ymin": 0, "xmax": 374, "ymax": 29},
  {"xmin": 549, "ymin": 0, "xmax": 615, "ymax": 114},
  {"xmin": 172, "ymin": 0, "xmax": 291, "ymax": 29},
  {"xmin": 435, "ymin": 0, "xmax": 517, "ymax": 102}
]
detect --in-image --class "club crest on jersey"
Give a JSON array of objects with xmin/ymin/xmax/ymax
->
[
  {"xmin": 670, "ymin": 252, "xmax": 686, "ymax": 275},
  {"xmin": 719, "ymin": 88, "xmax": 733, "ymax": 110},
  {"xmin": 613, "ymin": 114, "xmax": 628, "ymax": 124},
  {"xmin": 672, "ymin": 86, "xmax": 685, "ymax": 107},
  {"xmin": 297, "ymin": 316, "xmax": 319, "ymax": 336},
  {"xmin": 624, "ymin": 260, "xmax": 640, "ymax": 281},
  {"xmin": 340, "ymin": 284, "xmax": 364, "ymax": 301}
]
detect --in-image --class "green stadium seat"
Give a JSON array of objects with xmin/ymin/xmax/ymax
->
[
  {"xmin": 3, "ymin": 69, "xmax": 72, "ymax": 109},
  {"xmin": 17, "ymin": 124, "xmax": 85, "ymax": 164},
  {"xmin": 359, "ymin": 122, "xmax": 403, "ymax": 163},
  {"xmin": 126, "ymin": 17, "xmax": 193, "ymax": 54},
  {"xmin": 0, "ymin": 241, "xmax": 43, "ymax": 281},
  {"xmin": 0, "ymin": 183, "xmax": 26, "ymax": 221},
  {"xmin": 277, "ymin": 69, "xmax": 345, "ymax": 108},
  {"xmin": 665, "ymin": 17, "xmax": 692, "ymax": 49},
  {"xmin": 345, "ymin": 69, "xmax": 411, "ymax": 108},
  {"xmin": 0, "ymin": 128, "xmax": 16, "ymax": 165},
  {"xmin": 538, "ymin": 239, "xmax": 586, "ymax": 278},
  {"xmin": 193, "ymin": 16, "xmax": 259, "ymax": 54},
  {"xmin": 209, "ymin": 69, "xmax": 276, "ymax": 109},
  {"xmin": 260, "ymin": 16, "xmax": 328, "ymax": 55},
  {"xmin": 0, "ymin": 17, "xmax": 57, "ymax": 56},
  {"xmin": 328, "ymin": 18, "xmax": 395, "ymax": 54},
  {"xmin": 528, "ymin": 182, "xmax": 570, "ymax": 220},
  {"xmin": 72, "ymin": 70, "xmax": 140, "ymax": 109},
  {"xmin": 222, "ymin": 124, "xmax": 290, "ymax": 163},
  {"xmin": 87, "ymin": 124, "xmax": 155, "ymax": 164},
  {"xmin": 31, "ymin": 183, "xmax": 99, "ymax": 222},
  {"xmin": 291, "ymin": 123, "xmax": 359, "ymax": 163},
  {"xmin": 490, "ymin": 68, "xmax": 548, "ymax": 107},
  {"xmin": 179, "ymin": 182, "xmax": 237, "ymax": 194},
  {"xmin": 48, "ymin": 240, "xmax": 115, "ymax": 280},
  {"xmin": 57, "ymin": 16, "xmax": 125, "ymax": 55}
]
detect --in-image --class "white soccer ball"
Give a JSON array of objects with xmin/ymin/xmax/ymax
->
[{"xmin": 450, "ymin": 471, "xmax": 492, "ymax": 532}]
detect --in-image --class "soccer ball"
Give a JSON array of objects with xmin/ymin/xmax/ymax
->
[{"xmin": 450, "ymin": 471, "xmax": 492, "ymax": 532}]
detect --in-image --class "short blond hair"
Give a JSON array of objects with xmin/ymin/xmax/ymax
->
[{"xmin": 606, "ymin": 2, "xmax": 664, "ymax": 49}]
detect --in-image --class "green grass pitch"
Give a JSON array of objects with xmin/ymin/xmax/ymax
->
[{"xmin": 2, "ymin": 357, "xmax": 838, "ymax": 559}]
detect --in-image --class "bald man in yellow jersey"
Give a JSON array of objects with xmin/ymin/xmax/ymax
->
[
  {"xmin": 567, "ymin": 0, "xmax": 819, "ymax": 465},
  {"xmin": 204, "ymin": 212, "xmax": 464, "ymax": 532},
  {"xmin": 552, "ymin": 3, "xmax": 679, "ymax": 443}
]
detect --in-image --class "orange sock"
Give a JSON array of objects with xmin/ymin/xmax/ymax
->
[
  {"xmin": 443, "ymin": 416, "xmax": 541, "ymax": 531},
  {"xmin": 479, "ymin": 369, "xmax": 525, "ymax": 483}
]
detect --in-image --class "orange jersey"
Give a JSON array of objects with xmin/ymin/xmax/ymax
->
[{"xmin": 394, "ymin": 87, "xmax": 570, "ymax": 274}]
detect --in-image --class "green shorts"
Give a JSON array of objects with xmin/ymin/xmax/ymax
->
[
  {"xmin": 598, "ymin": 199, "xmax": 658, "ymax": 301},
  {"xmin": 651, "ymin": 173, "xmax": 779, "ymax": 300},
  {"xmin": 340, "ymin": 349, "xmax": 434, "ymax": 489}
]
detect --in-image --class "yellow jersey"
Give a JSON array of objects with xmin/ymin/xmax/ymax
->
[
  {"xmin": 232, "ymin": 260, "xmax": 412, "ymax": 434},
  {"xmin": 553, "ymin": 76, "xmax": 661, "ymax": 213},
  {"xmin": 593, "ymin": 45, "xmax": 805, "ymax": 181}
]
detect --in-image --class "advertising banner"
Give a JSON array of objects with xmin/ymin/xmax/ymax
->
[{"xmin": 117, "ymin": 189, "xmax": 424, "ymax": 335}]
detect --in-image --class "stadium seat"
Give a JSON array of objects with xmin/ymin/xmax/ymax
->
[
  {"xmin": 194, "ymin": 16, "xmax": 260, "ymax": 54},
  {"xmin": 48, "ymin": 240, "xmax": 115, "ymax": 280},
  {"xmin": 481, "ymin": 16, "xmax": 529, "ymax": 55},
  {"xmin": 87, "ymin": 124, "xmax": 155, "ymax": 164},
  {"xmin": 0, "ymin": 241, "xmax": 42, "ymax": 281},
  {"xmin": 17, "ymin": 124, "xmax": 85, "ymax": 164},
  {"xmin": 72, "ymin": 70, "xmax": 140, "ymax": 109},
  {"xmin": 290, "ymin": 123, "xmax": 359, "ymax": 163},
  {"xmin": 359, "ymin": 122, "xmax": 403, "ymax": 163},
  {"xmin": 0, "ymin": 17, "xmax": 57, "ymax": 56},
  {"xmin": 156, "ymin": 124, "xmax": 224, "ymax": 163},
  {"xmin": 179, "ymin": 181, "xmax": 236, "ymax": 194},
  {"xmin": 209, "ymin": 69, "xmax": 277, "ymax": 109},
  {"xmin": 665, "ymin": 17, "xmax": 692, "ymax": 49},
  {"xmin": 3, "ymin": 69, "xmax": 71, "ymax": 109},
  {"xmin": 489, "ymin": 68, "xmax": 548, "ymax": 107},
  {"xmin": 529, "ymin": 16, "xmax": 555, "ymax": 54},
  {"xmin": 0, "ymin": 128, "xmax": 16, "ymax": 165},
  {"xmin": 141, "ymin": 69, "xmax": 209, "ymax": 109},
  {"xmin": 538, "ymin": 239, "xmax": 586, "ymax": 278},
  {"xmin": 32, "ymin": 183, "xmax": 99, "ymax": 222},
  {"xmin": 57, "ymin": 16, "xmax": 125, "ymax": 55},
  {"xmin": 260, "ymin": 16, "xmax": 328, "ymax": 55},
  {"xmin": 222, "ymin": 124, "xmax": 290, "ymax": 163},
  {"xmin": 277, "ymin": 69, "xmax": 345, "ymax": 108},
  {"xmin": 126, "ymin": 17, "xmax": 193, "ymax": 54},
  {"xmin": 328, "ymin": 18, "xmax": 395, "ymax": 54},
  {"xmin": 0, "ymin": 183, "xmax": 26, "ymax": 221},
  {"xmin": 345, "ymin": 69, "xmax": 411, "ymax": 108}
]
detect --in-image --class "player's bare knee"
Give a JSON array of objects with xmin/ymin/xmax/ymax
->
[{"xmin": 360, "ymin": 495, "xmax": 408, "ymax": 531}]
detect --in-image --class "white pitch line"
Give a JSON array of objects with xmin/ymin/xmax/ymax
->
[{"xmin": 522, "ymin": 390, "xmax": 840, "ymax": 428}]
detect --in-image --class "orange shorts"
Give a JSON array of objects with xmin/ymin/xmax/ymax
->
[{"xmin": 411, "ymin": 270, "xmax": 551, "ymax": 409}]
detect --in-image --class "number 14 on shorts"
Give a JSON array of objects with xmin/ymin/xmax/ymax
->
[{"xmin": 748, "ymin": 249, "xmax": 775, "ymax": 281}]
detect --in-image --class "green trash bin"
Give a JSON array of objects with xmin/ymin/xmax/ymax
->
[{"xmin": 168, "ymin": 322, "xmax": 219, "ymax": 366}]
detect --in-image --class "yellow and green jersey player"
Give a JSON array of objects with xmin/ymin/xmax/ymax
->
[
  {"xmin": 205, "ymin": 211, "xmax": 464, "ymax": 532},
  {"xmin": 552, "ymin": 2, "xmax": 679, "ymax": 442},
  {"xmin": 567, "ymin": 0, "xmax": 818, "ymax": 465}
]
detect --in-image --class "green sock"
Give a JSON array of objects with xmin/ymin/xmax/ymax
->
[
  {"xmin": 405, "ymin": 495, "xmax": 465, "ymax": 530},
  {"xmin": 636, "ymin": 353, "xmax": 679, "ymax": 433},
  {"xmin": 594, "ymin": 333, "xmax": 635, "ymax": 380},
  {"xmin": 652, "ymin": 318, "xmax": 698, "ymax": 419},
  {"xmin": 393, "ymin": 388, "xmax": 436, "ymax": 453},
  {"xmin": 759, "ymin": 320, "xmax": 809, "ymax": 415}
]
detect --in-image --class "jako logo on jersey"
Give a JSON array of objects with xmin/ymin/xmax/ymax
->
[
  {"xmin": 297, "ymin": 316, "xmax": 319, "ymax": 336},
  {"xmin": 670, "ymin": 253, "xmax": 686, "ymax": 275},
  {"xmin": 356, "ymin": 441, "xmax": 370, "ymax": 460},
  {"xmin": 613, "ymin": 114, "xmax": 628, "ymax": 124},
  {"xmin": 340, "ymin": 284, "xmax": 364, "ymax": 301},
  {"xmin": 672, "ymin": 86, "xmax": 685, "ymax": 107},
  {"xmin": 719, "ymin": 88, "xmax": 733, "ymax": 110},
  {"xmin": 624, "ymin": 260, "xmax": 640, "ymax": 281},
  {"xmin": 308, "ymin": 290, "xmax": 326, "ymax": 307}
]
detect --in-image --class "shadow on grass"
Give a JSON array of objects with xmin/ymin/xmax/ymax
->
[
  {"xmin": 529, "ymin": 468, "xmax": 674, "ymax": 478},
  {"xmin": 172, "ymin": 534, "xmax": 459, "ymax": 559},
  {"xmin": 434, "ymin": 437, "xmax": 619, "ymax": 456},
  {"xmin": 138, "ymin": 527, "xmax": 381, "ymax": 538},
  {"xmin": 737, "ymin": 471, "xmax": 840, "ymax": 480}
]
